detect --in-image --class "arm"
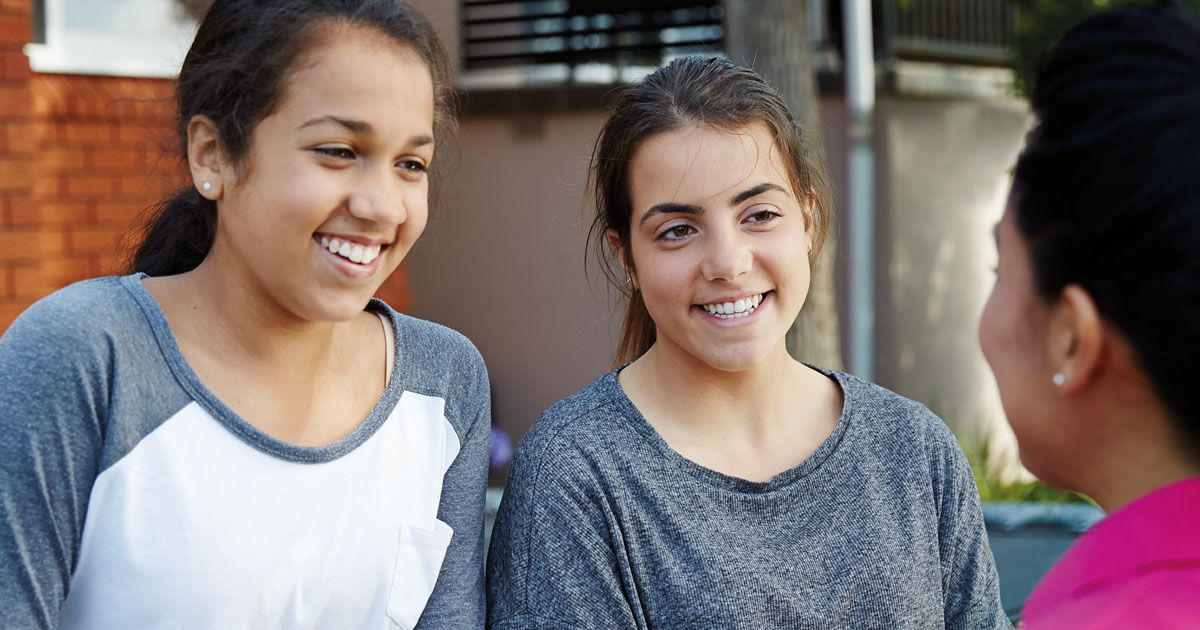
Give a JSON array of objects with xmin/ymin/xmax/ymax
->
[
  {"xmin": 0, "ymin": 303, "xmax": 107, "ymax": 629},
  {"xmin": 414, "ymin": 354, "xmax": 491, "ymax": 630},
  {"xmin": 929, "ymin": 425, "xmax": 1011, "ymax": 630},
  {"xmin": 485, "ymin": 425, "xmax": 639, "ymax": 630}
]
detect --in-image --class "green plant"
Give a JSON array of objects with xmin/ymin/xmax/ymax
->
[{"xmin": 961, "ymin": 438, "xmax": 1093, "ymax": 504}]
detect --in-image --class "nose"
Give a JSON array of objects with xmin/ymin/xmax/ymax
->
[
  {"xmin": 700, "ymin": 227, "xmax": 752, "ymax": 282},
  {"xmin": 346, "ymin": 167, "xmax": 408, "ymax": 227}
]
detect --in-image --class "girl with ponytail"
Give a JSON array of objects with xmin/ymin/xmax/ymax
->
[
  {"xmin": 0, "ymin": 2, "xmax": 489, "ymax": 628},
  {"xmin": 486, "ymin": 57, "xmax": 1006, "ymax": 629}
]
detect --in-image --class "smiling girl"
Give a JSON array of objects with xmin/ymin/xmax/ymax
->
[
  {"xmin": 0, "ymin": 1, "xmax": 488, "ymax": 628},
  {"xmin": 486, "ymin": 58, "xmax": 1005, "ymax": 629}
]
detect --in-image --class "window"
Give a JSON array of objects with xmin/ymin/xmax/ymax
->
[
  {"xmin": 460, "ymin": 0, "xmax": 724, "ymax": 89},
  {"xmin": 26, "ymin": 0, "xmax": 198, "ymax": 78}
]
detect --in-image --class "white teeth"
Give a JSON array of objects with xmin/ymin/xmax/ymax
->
[
  {"xmin": 319, "ymin": 236, "xmax": 382, "ymax": 265},
  {"xmin": 701, "ymin": 293, "xmax": 765, "ymax": 319}
]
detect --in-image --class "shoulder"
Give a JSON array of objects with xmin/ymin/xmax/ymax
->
[
  {"xmin": 1, "ymin": 276, "xmax": 143, "ymax": 359},
  {"xmin": 506, "ymin": 372, "xmax": 635, "ymax": 491},
  {"xmin": 381, "ymin": 304, "xmax": 486, "ymax": 377},
  {"xmin": 828, "ymin": 368, "xmax": 960, "ymax": 453},
  {"xmin": 522, "ymin": 372, "xmax": 629, "ymax": 459},
  {"xmin": 374, "ymin": 304, "xmax": 490, "ymax": 432}
]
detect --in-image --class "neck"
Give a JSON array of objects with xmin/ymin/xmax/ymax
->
[
  {"xmin": 1071, "ymin": 392, "xmax": 1200, "ymax": 513},
  {"xmin": 151, "ymin": 254, "xmax": 342, "ymax": 382},
  {"xmin": 627, "ymin": 342, "xmax": 810, "ymax": 438}
]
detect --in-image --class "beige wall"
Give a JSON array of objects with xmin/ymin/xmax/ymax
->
[
  {"xmin": 875, "ymin": 95, "xmax": 1031, "ymax": 474},
  {"xmin": 405, "ymin": 112, "xmax": 618, "ymax": 438}
]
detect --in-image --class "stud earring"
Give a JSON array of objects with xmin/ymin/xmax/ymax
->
[
  {"xmin": 202, "ymin": 181, "xmax": 212, "ymax": 191},
  {"xmin": 1052, "ymin": 373, "xmax": 1065, "ymax": 386}
]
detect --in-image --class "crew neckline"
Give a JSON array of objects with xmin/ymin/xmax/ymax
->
[
  {"xmin": 604, "ymin": 364, "xmax": 855, "ymax": 494},
  {"xmin": 120, "ymin": 273, "xmax": 405, "ymax": 464}
]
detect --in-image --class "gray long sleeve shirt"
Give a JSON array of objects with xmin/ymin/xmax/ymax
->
[
  {"xmin": 486, "ymin": 367, "xmax": 1008, "ymax": 629},
  {"xmin": 0, "ymin": 274, "xmax": 490, "ymax": 629}
]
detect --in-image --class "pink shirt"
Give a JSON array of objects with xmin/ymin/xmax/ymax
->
[{"xmin": 1021, "ymin": 476, "xmax": 1200, "ymax": 629}]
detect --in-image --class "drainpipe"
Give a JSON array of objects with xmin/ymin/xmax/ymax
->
[{"xmin": 843, "ymin": 0, "xmax": 876, "ymax": 381}]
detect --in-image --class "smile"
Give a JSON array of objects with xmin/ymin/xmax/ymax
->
[
  {"xmin": 319, "ymin": 236, "xmax": 381, "ymax": 265},
  {"xmin": 699, "ymin": 293, "xmax": 765, "ymax": 319}
]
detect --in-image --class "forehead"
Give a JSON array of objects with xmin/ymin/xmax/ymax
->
[
  {"xmin": 628, "ymin": 122, "xmax": 792, "ymax": 209},
  {"xmin": 272, "ymin": 25, "xmax": 434, "ymax": 133}
]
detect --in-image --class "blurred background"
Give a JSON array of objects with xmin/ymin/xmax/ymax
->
[{"xmin": 7, "ymin": 0, "xmax": 1189, "ymax": 619}]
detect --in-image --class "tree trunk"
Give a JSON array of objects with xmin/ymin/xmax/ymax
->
[{"xmin": 726, "ymin": 0, "xmax": 844, "ymax": 370}]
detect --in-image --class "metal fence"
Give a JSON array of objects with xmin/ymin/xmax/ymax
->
[
  {"xmin": 461, "ymin": 0, "xmax": 724, "ymax": 80},
  {"xmin": 878, "ymin": 0, "xmax": 1016, "ymax": 65}
]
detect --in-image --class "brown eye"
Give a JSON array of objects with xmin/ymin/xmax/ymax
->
[{"xmin": 657, "ymin": 224, "xmax": 696, "ymax": 241}]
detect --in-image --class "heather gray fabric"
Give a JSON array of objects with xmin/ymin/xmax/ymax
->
[
  {"xmin": 486, "ymin": 368, "xmax": 1008, "ymax": 629},
  {"xmin": 0, "ymin": 275, "xmax": 490, "ymax": 629}
]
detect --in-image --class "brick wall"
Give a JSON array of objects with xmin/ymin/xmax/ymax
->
[
  {"xmin": 0, "ymin": 1, "xmax": 412, "ymax": 331},
  {"xmin": 0, "ymin": 0, "xmax": 35, "ymax": 328}
]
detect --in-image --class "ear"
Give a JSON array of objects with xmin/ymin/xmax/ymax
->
[
  {"xmin": 606, "ymin": 228, "xmax": 636, "ymax": 289},
  {"xmin": 1048, "ymin": 284, "xmax": 1103, "ymax": 394},
  {"xmin": 187, "ymin": 115, "xmax": 228, "ymax": 200}
]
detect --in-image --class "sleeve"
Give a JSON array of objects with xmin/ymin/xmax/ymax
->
[
  {"xmin": 485, "ymin": 424, "xmax": 639, "ymax": 630},
  {"xmin": 0, "ymin": 303, "xmax": 108, "ymax": 629},
  {"xmin": 414, "ymin": 352, "xmax": 491, "ymax": 630},
  {"xmin": 928, "ymin": 423, "xmax": 1012, "ymax": 630}
]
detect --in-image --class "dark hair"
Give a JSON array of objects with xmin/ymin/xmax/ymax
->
[
  {"xmin": 129, "ymin": 0, "xmax": 455, "ymax": 276},
  {"xmin": 1012, "ymin": 6, "xmax": 1200, "ymax": 446},
  {"xmin": 587, "ymin": 57, "xmax": 833, "ymax": 365}
]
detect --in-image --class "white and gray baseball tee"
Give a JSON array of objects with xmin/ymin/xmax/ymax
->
[{"xmin": 0, "ymin": 274, "xmax": 490, "ymax": 629}]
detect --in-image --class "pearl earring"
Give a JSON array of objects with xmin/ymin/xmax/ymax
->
[
  {"xmin": 202, "ymin": 181, "xmax": 212, "ymax": 191},
  {"xmin": 1052, "ymin": 373, "xmax": 1065, "ymax": 386}
]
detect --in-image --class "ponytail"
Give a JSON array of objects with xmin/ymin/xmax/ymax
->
[
  {"xmin": 127, "ymin": 187, "xmax": 216, "ymax": 276},
  {"xmin": 614, "ymin": 290, "xmax": 655, "ymax": 367}
]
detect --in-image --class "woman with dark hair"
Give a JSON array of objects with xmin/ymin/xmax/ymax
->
[
  {"xmin": 486, "ymin": 57, "xmax": 1007, "ymax": 629},
  {"xmin": 0, "ymin": 1, "xmax": 489, "ymax": 627},
  {"xmin": 979, "ymin": 5, "xmax": 1200, "ymax": 628}
]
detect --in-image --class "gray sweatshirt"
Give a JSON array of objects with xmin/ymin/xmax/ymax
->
[{"xmin": 486, "ymin": 367, "xmax": 1008, "ymax": 629}]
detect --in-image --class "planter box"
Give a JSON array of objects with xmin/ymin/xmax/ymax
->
[{"xmin": 983, "ymin": 502, "xmax": 1105, "ymax": 621}]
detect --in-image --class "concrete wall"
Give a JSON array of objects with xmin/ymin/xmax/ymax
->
[
  {"xmin": 874, "ymin": 95, "xmax": 1031, "ymax": 471},
  {"xmin": 405, "ymin": 111, "xmax": 618, "ymax": 440}
]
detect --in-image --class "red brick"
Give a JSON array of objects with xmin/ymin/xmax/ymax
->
[
  {"xmin": 0, "ymin": 0, "xmax": 33, "ymax": 13},
  {"xmin": 0, "ymin": 85, "xmax": 30, "ymax": 116},
  {"xmin": 9, "ymin": 262, "xmax": 39, "ymax": 298},
  {"xmin": 41, "ymin": 255, "xmax": 94, "ymax": 287},
  {"xmin": 65, "ymin": 175, "xmax": 114, "ymax": 197},
  {"xmin": 0, "ymin": 228, "xmax": 40, "ymax": 261},
  {"xmin": 5, "ymin": 121, "xmax": 33, "ymax": 153},
  {"xmin": 0, "ymin": 157, "xmax": 32, "ymax": 191},
  {"xmin": 116, "ymin": 124, "xmax": 160, "ymax": 147},
  {"xmin": 32, "ymin": 120, "xmax": 57, "ymax": 144},
  {"xmin": 0, "ymin": 16, "xmax": 30, "ymax": 47},
  {"xmin": 40, "ymin": 201, "xmax": 89, "ymax": 225},
  {"xmin": 96, "ymin": 201, "xmax": 137, "ymax": 223},
  {"xmin": 0, "ymin": 266, "xmax": 7, "ymax": 297},
  {"xmin": 63, "ymin": 122, "xmax": 111, "ymax": 146},
  {"xmin": 0, "ymin": 299, "xmax": 32, "ymax": 333},
  {"xmin": 40, "ymin": 148, "xmax": 88, "ymax": 172},
  {"xmin": 0, "ymin": 50, "xmax": 29, "ymax": 80},
  {"xmin": 92, "ymin": 149, "xmax": 138, "ymax": 171},
  {"xmin": 68, "ymin": 227, "xmax": 120, "ymax": 254},
  {"xmin": 31, "ymin": 174, "xmax": 60, "ymax": 199},
  {"xmin": 5, "ymin": 196, "xmax": 35, "ymax": 225}
]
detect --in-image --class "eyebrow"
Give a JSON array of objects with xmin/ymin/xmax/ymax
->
[
  {"xmin": 300, "ymin": 115, "xmax": 372, "ymax": 134},
  {"xmin": 730, "ymin": 182, "xmax": 786, "ymax": 206},
  {"xmin": 299, "ymin": 116, "xmax": 435, "ymax": 149},
  {"xmin": 637, "ymin": 182, "xmax": 785, "ymax": 228}
]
